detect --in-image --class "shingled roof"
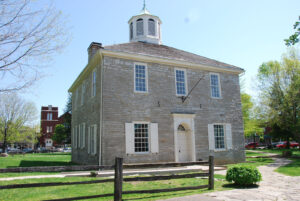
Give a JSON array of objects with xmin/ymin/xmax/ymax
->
[{"xmin": 104, "ymin": 42, "xmax": 243, "ymax": 72}]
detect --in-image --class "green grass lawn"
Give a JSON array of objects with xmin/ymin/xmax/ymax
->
[
  {"xmin": 0, "ymin": 153, "xmax": 73, "ymax": 169},
  {"xmin": 276, "ymin": 158, "xmax": 300, "ymax": 176},
  {"xmin": 227, "ymin": 157, "xmax": 274, "ymax": 169},
  {"xmin": 0, "ymin": 174, "xmax": 231, "ymax": 201},
  {"xmin": 0, "ymin": 152, "xmax": 74, "ymax": 178},
  {"xmin": 255, "ymin": 149, "xmax": 300, "ymax": 156},
  {"xmin": 249, "ymin": 149, "xmax": 300, "ymax": 176},
  {"xmin": 245, "ymin": 150, "xmax": 268, "ymax": 157}
]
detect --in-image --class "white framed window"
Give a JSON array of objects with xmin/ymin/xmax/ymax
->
[
  {"xmin": 136, "ymin": 18, "xmax": 144, "ymax": 36},
  {"xmin": 134, "ymin": 63, "xmax": 148, "ymax": 93},
  {"xmin": 210, "ymin": 73, "xmax": 221, "ymax": 98},
  {"xmin": 88, "ymin": 125, "xmax": 97, "ymax": 155},
  {"xmin": 214, "ymin": 125, "xmax": 225, "ymax": 149},
  {"xmin": 134, "ymin": 123, "xmax": 149, "ymax": 153},
  {"xmin": 92, "ymin": 70, "xmax": 96, "ymax": 97},
  {"xmin": 79, "ymin": 123, "xmax": 85, "ymax": 148},
  {"xmin": 208, "ymin": 124, "xmax": 232, "ymax": 151},
  {"xmin": 125, "ymin": 122, "xmax": 158, "ymax": 154},
  {"xmin": 73, "ymin": 126, "xmax": 78, "ymax": 149},
  {"xmin": 47, "ymin": 113, "xmax": 52, "ymax": 120},
  {"xmin": 175, "ymin": 69, "xmax": 187, "ymax": 96},
  {"xmin": 148, "ymin": 19, "xmax": 155, "ymax": 36},
  {"xmin": 81, "ymin": 82, "xmax": 85, "ymax": 106}
]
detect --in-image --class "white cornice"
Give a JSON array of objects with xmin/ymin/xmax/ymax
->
[
  {"xmin": 68, "ymin": 48, "xmax": 244, "ymax": 93},
  {"xmin": 100, "ymin": 49, "xmax": 244, "ymax": 75},
  {"xmin": 68, "ymin": 51, "xmax": 102, "ymax": 92}
]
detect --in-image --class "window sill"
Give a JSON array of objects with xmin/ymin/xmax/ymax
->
[
  {"xmin": 211, "ymin": 96, "xmax": 222, "ymax": 100},
  {"xmin": 134, "ymin": 90, "xmax": 148, "ymax": 94},
  {"xmin": 214, "ymin": 149, "xmax": 227, "ymax": 152}
]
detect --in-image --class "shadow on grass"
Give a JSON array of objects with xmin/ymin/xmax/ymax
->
[
  {"xmin": 30, "ymin": 153, "xmax": 71, "ymax": 156},
  {"xmin": 222, "ymin": 183, "xmax": 259, "ymax": 189},
  {"xmin": 7, "ymin": 160, "xmax": 75, "ymax": 168}
]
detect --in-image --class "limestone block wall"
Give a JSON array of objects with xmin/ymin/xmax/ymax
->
[
  {"xmin": 71, "ymin": 62, "xmax": 102, "ymax": 165},
  {"xmin": 100, "ymin": 56, "xmax": 245, "ymax": 165}
]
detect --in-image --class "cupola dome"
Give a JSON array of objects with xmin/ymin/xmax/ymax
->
[{"xmin": 128, "ymin": 2, "xmax": 162, "ymax": 44}]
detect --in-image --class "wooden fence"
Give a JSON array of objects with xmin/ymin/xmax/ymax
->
[{"xmin": 0, "ymin": 156, "xmax": 214, "ymax": 201}]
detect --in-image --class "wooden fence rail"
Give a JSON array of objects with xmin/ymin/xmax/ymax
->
[{"xmin": 0, "ymin": 156, "xmax": 214, "ymax": 201}]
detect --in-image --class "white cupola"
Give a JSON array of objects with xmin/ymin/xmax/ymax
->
[{"xmin": 128, "ymin": 1, "xmax": 162, "ymax": 44}]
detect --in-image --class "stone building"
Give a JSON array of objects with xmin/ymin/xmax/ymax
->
[{"xmin": 69, "ymin": 5, "xmax": 245, "ymax": 165}]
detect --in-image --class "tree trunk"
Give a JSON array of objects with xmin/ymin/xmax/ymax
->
[
  {"xmin": 286, "ymin": 137, "xmax": 290, "ymax": 149},
  {"xmin": 2, "ymin": 127, "xmax": 8, "ymax": 153}
]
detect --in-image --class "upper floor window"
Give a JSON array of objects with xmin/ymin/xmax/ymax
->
[
  {"xmin": 214, "ymin": 125, "xmax": 225, "ymax": 149},
  {"xmin": 175, "ymin": 69, "xmax": 187, "ymax": 96},
  {"xmin": 136, "ymin": 18, "xmax": 144, "ymax": 36},
  {"xmin": 148, "ymin": 19, "xmax": 155, "ymax": 36},
  {"xmin": 92, "ymin": 70, "xmax": 96, "ymax": 97},
  {"xmin": 134, "ymin": 64, "xmax": 148, "ymax": 93},
  {"xmin": 81, "ymin": 81, "xmax": 85, "ymax": 105},
  {"xmin": 210, "ymin": 73, "xmax": 221, "ymax": 98},
  {"xmin": 47, "ymin": 113, "xmax": 52, "ymax": 120},
  {"xmin": 130, "ymin": 22, "xmax": 133, "ymax": 39}
]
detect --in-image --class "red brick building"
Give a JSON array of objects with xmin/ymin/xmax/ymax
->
[{"xmin": 40, "ymin": 105, "xmax": 59, "ymax": 148}]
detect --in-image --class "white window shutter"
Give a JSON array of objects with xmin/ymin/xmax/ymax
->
[
  {"xmin": 125, "ymin": 123, "xmax": 134, "ymax": 154},
  {"xmin": 82, "ymin": 123, "xmax": 85, "ymax": 148},
  {"xmin": 93, "ymin": 125, "xmax": 97, "ymax": 155},
  {"xmin": 150, "ymin": 123, "xmax": 159, "ymax": 153},
  {"xmin": 226, "ymin": 124, "xmax": 232, "ymax": 150},
  {"xmin": 208, "ymin": 124, "xmax": 215, "ymax": 151},
  {"xmin": 88, "ymin": 127, "xmax": 90, "ymax": 154}
]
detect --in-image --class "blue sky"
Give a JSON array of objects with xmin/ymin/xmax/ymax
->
[{"xmin": 23, "ymin": 0, "xmax": 300, "ymax": 116}]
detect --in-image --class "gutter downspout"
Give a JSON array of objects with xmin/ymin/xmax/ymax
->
[{"xmin": 99, "ymin": 51, "xmax": 104, "ymax": 168}]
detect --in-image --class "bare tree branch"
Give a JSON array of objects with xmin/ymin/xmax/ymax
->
[{"xmin": 0, "ymin": 0, "xmax": 70, "ymax": 92}]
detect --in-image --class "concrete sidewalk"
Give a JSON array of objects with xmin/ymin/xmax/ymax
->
[
  {"xmin": 158, "ymin": 194, "xmax": 220, "ymax": 201},
  {"xmin": 0, "ymin": 165, "xmax": 226, "ymax": 181}
]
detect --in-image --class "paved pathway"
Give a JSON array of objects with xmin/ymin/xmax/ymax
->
[
  {"xmin": 0, "ymin": 165, "xmax": 225, "ymax": 181},
  {"xmin": 162, "ymin": 154, "xmax": 300, "ymax": 201}
]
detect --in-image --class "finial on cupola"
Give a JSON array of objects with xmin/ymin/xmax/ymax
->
[{"xmin": 143, "ymin": 0, "xmax": 146, "ymax": 10}]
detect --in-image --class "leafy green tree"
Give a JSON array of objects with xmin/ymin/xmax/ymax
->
[
  {"xmin": 285, "ymin": 16, "xmax": 300, "ymax": 46},
  {"xmin": 257, "ymin": 49, "xmax": 300, "ymax": 147},
  {"xmin": 52, "ymin": 124, "xmax": 67, "ymax": 144},
  {"xmin": 241, "ymin": 93, "xmax": 264, "ymax": 139},
  {"xmin": 0, "ymin": 93, "xmax": 37, "ymax": 152}
]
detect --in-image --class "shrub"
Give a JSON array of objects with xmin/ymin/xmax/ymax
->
[
  {"xmin": 226, "ymin": 166, "xmax": 262, "ymax": 186},
  {"xmin": 90, "ymin": 171, "xmax": 98, "ymax": 177}
]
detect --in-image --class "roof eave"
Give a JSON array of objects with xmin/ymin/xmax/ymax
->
[
  {"xmin": 68, "ymin": 51, "xmax": 102, "ymax": 93},
  {"xmin": 101, "ymin": 49, "xmax": 244, "ymax": 74}
]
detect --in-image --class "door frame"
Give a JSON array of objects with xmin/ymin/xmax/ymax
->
[{"xmin": 172, "ymin": 113, "xmax": 196, "ymax": 162}]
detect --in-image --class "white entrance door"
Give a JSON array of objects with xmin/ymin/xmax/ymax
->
[
  {"xmin": 177, "ymin": 130, "xmax": 192, "ymax": 162},
  {"xmin": 172, "ymin": 113, "xmax": 196, "ymax": 163}
]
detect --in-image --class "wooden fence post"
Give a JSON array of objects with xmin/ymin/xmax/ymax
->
[
  {"xmin": 114, "ymin": 157, "xmax": 123, "ymax": 201},
  {"xmin": 208, "ymin": 155, "xmax": 214, "ymax": 190}
]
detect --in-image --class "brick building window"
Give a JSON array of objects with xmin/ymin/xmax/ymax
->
[{"xmin": 47, "ymin": 113, "xmax": 52, "ymax": 120}]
